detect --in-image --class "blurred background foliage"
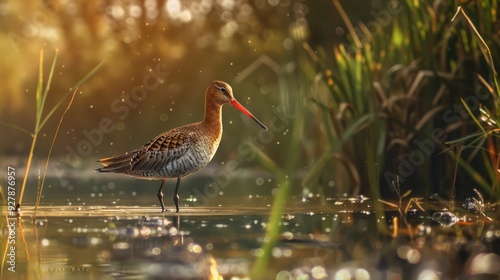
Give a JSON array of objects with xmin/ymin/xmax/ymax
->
[
  {"xmin": 301, "ymin": 0, "xmax": 500, "ymax": 202},
  {"xmin": 1, "ymin": 0, "xmax": 500, "ymax": 204},
  {"xmin": 0, "ymin": 0, "xmax": 313, "ymax": 176}
]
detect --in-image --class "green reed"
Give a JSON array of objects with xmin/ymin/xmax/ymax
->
[
  {"xmin": 0, "ymin": 49, "xmax": 104, "ymax": 211},
  {"xmin": 444, "ymin": 6, "xmax": 500, "ymax": 199},
  {"xmin": 304, "ymin": 0, "xmax": 500, "ymax": 215},
  {"xmin": 249, "ymin": 72, "xmax": 306, "ymax": 278}
]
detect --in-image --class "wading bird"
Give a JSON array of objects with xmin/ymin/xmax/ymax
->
[{"xmin": 96, "ymin": 80, "xmax": 267, "ymax": 212}]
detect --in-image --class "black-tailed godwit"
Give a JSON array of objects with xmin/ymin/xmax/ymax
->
[{"xmin": 96, "ymin": 80, "xmax": 267, "ymax": 212}]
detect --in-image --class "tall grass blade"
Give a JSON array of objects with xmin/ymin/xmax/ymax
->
[
  {"xmin": 17, "ymin": 133, "xmax": 37, "ymax": 207},
  {"xmin": 444, "ymin": 131, "xmax": 485, "ymax": 145},
  {"xmin": 17, "ymin": 53, "xmax": 105, "ymax": 208},
  {"xmin": 460, "ymin": 98, "xmax": 486, "ymax": 134},
  {"xmin": 34, "ymin": 88, "xmax": 77, "ymax": 217},
  {"xmin": 250, "ymin": 175, "xmax": 290, "ymax": 279},
  {"xmin": 331, "ymin": 0, "xmax": 361, "ymax": 49},
  {"xmin": 249, "ymin": 76, "xmax": 302, "ymax": 277},
  {"xmin": 302, "ymin": 114, "xmax": 374, "ymax": 189},
  {"xmin": 36, "ymin": 49, "xmax": 43, "ymax": 121},
  {"xmin": 36, "ymin": 49, "xmax": 59, "ymax": 131},
  {"xmin": 39, "ymin": 59, "xmax": 105, "ymax": 131},
  {"xmin": 18, "ymin": 50, "xmax": 46, "ymax": 207},
  {"xmin": 451, "ymin": 151, "xmax": 495, "ymax": 196},
  {"xmin": 452, "ymin": 6, "xmax": 500, "ymax": 97},
  {"xmin": 0, "ymin": 122, "xmax": 33, "ymax": 136}
]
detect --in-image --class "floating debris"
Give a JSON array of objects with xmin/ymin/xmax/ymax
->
[{"xmin": 431, "ymin": 211, "xmax": 458, "ymax": 227}]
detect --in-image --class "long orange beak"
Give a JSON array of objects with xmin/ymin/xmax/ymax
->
[{"xmin": 230, "ymin": 99, "xmax": 268, "ymax": 130}]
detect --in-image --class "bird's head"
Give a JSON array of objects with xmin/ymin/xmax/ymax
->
[{"xmin": 207, "ymin": 80, "xmax": 267, "ymax": 130}]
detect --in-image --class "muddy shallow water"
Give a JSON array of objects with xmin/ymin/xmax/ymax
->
[{"xmin": 2, "ymin": 199, "xmax": 499, "ymax": 280}]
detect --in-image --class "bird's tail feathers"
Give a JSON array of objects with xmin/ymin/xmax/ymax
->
[{"xmin": 95, "ymin": 154, "xmax": 132, "ymax": 173}]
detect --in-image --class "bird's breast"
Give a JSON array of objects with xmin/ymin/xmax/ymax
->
[{"xmin": 156, "ymin": 133, "xmax": 221, "ymax": 178}]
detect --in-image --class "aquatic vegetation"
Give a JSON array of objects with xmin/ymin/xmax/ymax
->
[
  {"xmin": 444, "ymin": 7, "xmax": 500, "ymax": 199},
  {"xmin": 247, "ymin": 83, "xmax": 306, "ymax": 278},
  {"xmin": 303, "ymin": 1, "xmax": 500, "ymax": 215},
  {"xmin": 0, "ymin": 1, "xmax": 499, "ymax": 279},
  {"xmin": 0, "ymin": 50, "xmax": 104, "ymax": 212},
  {"xmin": 463, "ymin": 188, "xmax": 498, "ymax": 221},
  {"xmin": 379, "ymin": 176, "xmax": 424, "ymax": 217}
]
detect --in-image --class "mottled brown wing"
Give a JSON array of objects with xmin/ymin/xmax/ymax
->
[{"xmin": 129, "ymin": 130, "xmax": 194, "ymax": 173}]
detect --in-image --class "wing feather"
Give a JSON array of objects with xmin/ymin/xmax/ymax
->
[
  {"xmin": 96, "ymin": 126, "xmax": 197, "ymax": 177},
  {"xmin": 129, "ymin": 130, "xmax": 194, "ymax": 174}
]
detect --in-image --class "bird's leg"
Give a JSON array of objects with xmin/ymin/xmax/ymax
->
[
  {"xmin": 157, "ymin": 179, "xmax": 167, "ymax": 212},
  {"xmin": 172, "ymin": 177, "xmax": 181, "ymax": 212}
]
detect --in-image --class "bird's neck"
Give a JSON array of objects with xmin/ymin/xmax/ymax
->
[{"xmin": 202, "ymin": 99, "xmax": 223, "ymax": 136}]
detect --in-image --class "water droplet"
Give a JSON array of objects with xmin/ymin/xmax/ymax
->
[
  {"xmin": 254, "ymin": 248, "xmax": 263, "ymax": 257},
  {"xmin": 255, "ymin": 177, "xmax": 264, "ymax": 185},
  {"xmin": 417, "ymin": 269, "xmax": 438, "ymax": 280},
  {"xmin": 272, "ymin": 248, "xmax": 282, "ymax": 257},
  {"xmin": 271, "ymin": 188, "xmax": 278, "ymax": 196},
  {"xmin": 41, "ymin": 239, "xmax": 50, "ymax": 247},
  {"xmin": 116, "ymin": 123, "xmax": 125, "ymax": 130},
  {"xmin": 168, "ymin": 227, "xmax": 177, "ymax": 236},
  {"xmin": 151, "ymin": 247, "xmax": 161, "ymax": 255},
  {"xmin": 282, "ymin": 231, "xmax": 293, "ymax": 239},
  {"xmin": 282, "ymin": 249, "xmax": 292, "ymax": 257},
  {"xmin": 276, "ymin": 271, "xmax": 291, "ymax": 278},
  {"xmin": 312, "ymin": 266, "xmax": 327, "ymax": 279}
]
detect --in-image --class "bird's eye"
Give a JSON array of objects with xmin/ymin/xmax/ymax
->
[{"xmin": 220, "ymin": 87, "xmax": 226, "ymax": 93}]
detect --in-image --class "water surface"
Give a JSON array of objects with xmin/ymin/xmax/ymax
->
[{"xmin": 2, "ymin": 196, "xmax": 499, "ymax": 279}]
